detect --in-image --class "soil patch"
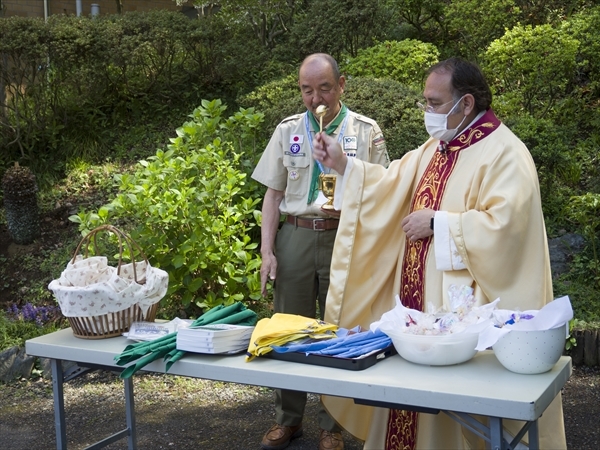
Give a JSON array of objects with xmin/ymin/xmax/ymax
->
[
  {"xmin": 0, "ymin": 205, "xmax": 79, "ymax": 312},
  {"xmin": 0, "ymin": 365, "xmax": 598, "ymax": 449}
]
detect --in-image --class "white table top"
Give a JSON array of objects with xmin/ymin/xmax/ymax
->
[{"xmin": 26, "ymin": 328, "xmax": 571, "ymax": 422}]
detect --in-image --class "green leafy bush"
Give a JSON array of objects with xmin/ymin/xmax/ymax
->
[
  {"xmin": 568, "ymin": 193, "xmax": 600, "ymax": 286},
  {"xmin": 0, "ymin": 11, "xmax": 271, "ymax": 182},
  {"xmin": 240, "ymin": 76, "xmax": 428, "ymax": 161},
  {"xmin": 444, "ymin": 0, "xmax": 521, "ymax": 58},
  {"xmin": 237, "ymin": 74, "xmax": 304, "ymax": 144},
  {"xmin": 283, "ymin": 0, "xmax": 389, "ymax": 61},
  {"xmin": 342, "ymin": 40, "xmax": 439, "ymax": 88},
  {"xmin": 483, "ymin": 24, "xmax": 579, "ymax": 118},
  {"xmin": 507, "ymin": 115, "xmax": 580, "ymax": 233},
  {"xmin": 71, "ymin": 100, "xmax": 264, "ymax": 318},
  {"xmin": 568, "ymin": 6, "xmax": 600, "ymax": 98},
  {"xmin": 1, "ymin": 305, "xmax": 66, "ymax": 350},
  {"xmin": 343, "ymin": 78, "xmax": 429, "ymax": 160},
  {"xmin": 555, "ymin": 266, "xmax": 600, "ymax": 323}
]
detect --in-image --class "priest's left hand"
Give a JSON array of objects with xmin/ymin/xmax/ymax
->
[{"xmin": 401, "ymin": 209, "xmax": 435, "ymax": 242}]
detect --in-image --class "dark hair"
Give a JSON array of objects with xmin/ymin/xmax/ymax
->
[
  {"xmin": 428, "ymin": 58, "xmax": 492, "ymax": 112},
  {"xmin": 300, "ymin": 53, "xmax": 341, "ymax": 80}
]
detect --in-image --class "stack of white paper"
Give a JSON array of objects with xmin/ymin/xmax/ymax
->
[{"xmin": 176, "ymin": 324, "xmax": 255, "ymax": 354}]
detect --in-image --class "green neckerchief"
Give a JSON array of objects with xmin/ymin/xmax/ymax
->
[{"xmin": 307, "ymin": 104, "xmax": 348, "ymax": 204}]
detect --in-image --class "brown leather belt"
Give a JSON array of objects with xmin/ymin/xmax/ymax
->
[{"xmin": 286, "ymin": 215, "xmax": 339, "ymax": 231}]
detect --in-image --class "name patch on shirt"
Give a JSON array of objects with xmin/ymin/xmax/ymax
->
[
  {"xmin": 343, "ymin": 136, "xmax": 357, "ymax": 151},
  {"xmin": 285, "ymin": 151, "xmax": 306, "ymax": 157}
]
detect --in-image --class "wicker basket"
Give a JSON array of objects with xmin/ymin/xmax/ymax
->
[
  {"xmin": 67, "ymin": 302, "xmax": 158, "ymax": 339},
  {"xmin": 60, "ymin": 225, "xmax": 160, "ymax": 339}
]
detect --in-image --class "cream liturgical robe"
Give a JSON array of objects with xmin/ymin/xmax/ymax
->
[{"xmin": 322, "ymin": 110, "xmax": 566, "ymax": 450}]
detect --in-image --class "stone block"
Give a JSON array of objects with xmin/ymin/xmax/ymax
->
[{"xmin": 0, "ymin": 346, "xmax": 35, "ymax": 382}]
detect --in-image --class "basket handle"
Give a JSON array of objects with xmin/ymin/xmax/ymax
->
[{"xmin": 71, "ymin": 224, "xmax": 148, "ymax": 284}]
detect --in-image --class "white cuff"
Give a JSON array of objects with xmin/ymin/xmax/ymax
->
[{"xmin": 434, "ymin": 211, "xmax": 466, "ymax": 271}]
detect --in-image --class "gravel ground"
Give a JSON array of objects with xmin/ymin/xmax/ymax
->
[{"xmin": 0, "ymin": 364, "xmax": 598, "ymax": 450}]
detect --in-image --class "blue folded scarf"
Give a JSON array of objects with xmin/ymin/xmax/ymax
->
[{"xmin": 271, "ymin": 329, "xmax": 391, "ymax": 359}]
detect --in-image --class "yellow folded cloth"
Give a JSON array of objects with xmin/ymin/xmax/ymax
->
[{"xmin": 246, "ymin": 313, "xmax": 338, "ymax": 361}]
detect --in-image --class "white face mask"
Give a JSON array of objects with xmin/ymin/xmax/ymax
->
[{"xmin": 424, "ymin": 97, "xmax": 467, "ymax": 142}]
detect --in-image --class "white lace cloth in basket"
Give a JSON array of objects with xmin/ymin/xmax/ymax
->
[{"xmin": 49, "ymin": 255, "xmax": 169, "ymax": 318}]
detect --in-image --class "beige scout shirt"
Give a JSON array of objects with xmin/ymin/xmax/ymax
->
[{"xmin": 252, "ymin": 108, "xmax": 389, "ymax": 218}]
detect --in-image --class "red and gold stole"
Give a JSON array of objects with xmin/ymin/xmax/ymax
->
[{"xmin": 385, "ymin": 109, "xmax": 501, "ymax": 450}]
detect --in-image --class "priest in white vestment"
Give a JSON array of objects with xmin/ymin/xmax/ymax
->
[{"xmin": 311, "ymin": 57, "xmax": 567, "ymax": 450}]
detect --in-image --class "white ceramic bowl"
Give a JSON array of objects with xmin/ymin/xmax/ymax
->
[
  {"xmin": 492, "ymin": 324, "xmax": 566, "ymax": 374},
  {"xmin": 384, "ymin": 329, "xmax": 479, "ymax": 366}
]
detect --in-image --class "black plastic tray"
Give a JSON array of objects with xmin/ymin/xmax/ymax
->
[{"xmin": 263, "ymin": 345, "xmax": 396, "ymax": 371}]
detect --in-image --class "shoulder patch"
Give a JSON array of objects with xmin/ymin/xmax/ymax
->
[
  {"xmin": 352, "ymin": 113, "xmax": 378, "ymax": 127},
  {"xmin": 280, "ymin": 113, "xmax": 304, "ymax": 124}
]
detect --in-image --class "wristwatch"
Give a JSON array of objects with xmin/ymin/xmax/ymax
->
[{"xmin": 430, "ymin": 216, "xmax": 434, "ymax": 230}]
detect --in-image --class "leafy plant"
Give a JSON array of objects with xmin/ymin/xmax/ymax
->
[
  {"xmin": 444, "ymin": 0, "xmax": 521, "ymax": 59},
  {"xmin": 284, "ymin": 0, "xmax": 390, "ymax": 61},
  {"xmin": 567, "ymin": 193, "xmax": 600, "ymax": 285},
  {"xmin": 554, "ymin": 270, "xmax": 600, "ymax": 323},
  {"xmin": 565, "ymin": 319, "xmax": 577, "ymax": 351},
  {"xmin": 484, "ymin": 23, "xmax": 579, "ymax": 118},
  {"xmin": 342, "ymin": 39, "xmax": 439, "ymax": 88},
  {"xmin": 1, "ymin": 305, "xmax": 66, "ymax": 350},
  {"xmin": 70, "ymin": 100, "xmax": 264, "ymax": 318},
  {"xmin": 507, "ymin": 115, "xmax": 580, "ymax": 233},
  {"xmin": 564, "ymin": 6, "xmax": 600, "ymax": 105}
]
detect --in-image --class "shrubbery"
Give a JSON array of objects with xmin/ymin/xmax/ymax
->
[
  {"xmin": 71, "ymin": 100, "xmax": 264, "ymax": 318},
  {"xmin": 506, "ymin": 116, "xmax": 580, "ymax": 233},
  {"xmin": 1, "ymin": 304, "xmax": 65, "ymax": 349},
  {"xmin": 342, "ymin": 40, "xmax": 440, "ymax": 88},
  {"xmin": 484, "ymin": 24, "xmax": 579, "ymax": 118},
  {"xmin": 0, "ymin": 11, "xmax": 272, "ymax": 184},
  {"xmin": 1, "ymin": 3, "xmax": 599, "ymax": 326}
]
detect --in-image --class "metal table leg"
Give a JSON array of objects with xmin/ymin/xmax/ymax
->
[
  {"xmin": 489, "ymin": 417, "xmax": 504, "ymax": 450},
  {"xmin": 528, "ymin": 420, "xmax": 540, "ymax": 450},
  {"xmin": 51, "ymin": 359, "xmax": 66, "ymax": 450},
  {"xmin": 124, "ymin": 376, "xmax": 137, "ymax": 449},
  {"xmin": 49, "ymin": 360, "xmax": 138, "ymax": 449}
]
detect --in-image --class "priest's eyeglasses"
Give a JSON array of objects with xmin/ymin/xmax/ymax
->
[{"xmin": 417, "ymin": 99, "xmax": 456, "ymax": 114}]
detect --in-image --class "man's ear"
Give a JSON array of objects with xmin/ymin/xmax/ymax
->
[
  {"xmin": 338, "ymin": 75, "xmax": 346, "ymax": 94},
  {"xmin": 463, "ymin": 94, "xmax": 476, "ymax": 116}
]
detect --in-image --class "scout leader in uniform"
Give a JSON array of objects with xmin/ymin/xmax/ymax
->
[{"xmin": 251, "ymin": 53, "xmax": 389, "ymax": 450}]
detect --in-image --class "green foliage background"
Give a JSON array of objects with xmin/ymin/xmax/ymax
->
[
  {"xmin": 71, "ymin": 100, "xmax": 264, "ymax": 318},
  {"xmin": 1, "ymin": 1, "xmax": 599, "ymax": 327}
]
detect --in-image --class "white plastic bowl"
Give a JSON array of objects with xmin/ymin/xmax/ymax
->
[
  {"xmin": 384, "ymin": 329, "xmax": 479, "ymax": 366},
  {"xmin": 492, "ymin": 324, "xmax": 566, "ymax": 374}
]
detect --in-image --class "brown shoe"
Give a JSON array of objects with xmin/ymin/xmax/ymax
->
[
  {"xmin": 260, "ymin": 423, "xmax": 303, "ymax": 450},
  {"xmin": 319, "ymin": 429, "xmax": 344, "ymax": 450}
]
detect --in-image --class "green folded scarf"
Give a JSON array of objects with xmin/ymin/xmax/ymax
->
[{"xmin": 115, "ymin": 302, "xmax": 257, "ymax": 378}]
